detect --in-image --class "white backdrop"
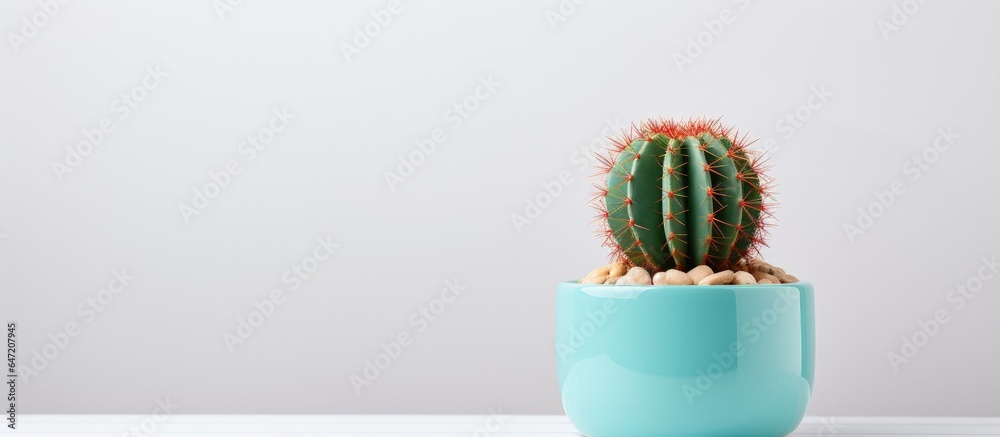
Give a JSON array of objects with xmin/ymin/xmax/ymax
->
[{"xmin": 2, "ymin": 0, "xmax": 999, "ymax": 416}]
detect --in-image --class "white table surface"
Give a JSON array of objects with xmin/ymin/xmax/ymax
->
[{"xmin": 13, "ymin": 415, "xmax": 1000, "ymax": 436}]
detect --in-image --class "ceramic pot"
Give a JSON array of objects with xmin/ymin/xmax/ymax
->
[{"xmin": 555, "ymin": 281, "xmax": 815, "ymax": 436}]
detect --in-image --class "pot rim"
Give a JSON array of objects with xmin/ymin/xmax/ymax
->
[
  {"xmin": 559, "ymin": 280, "xmax": 813, "ymax": 298},
  {"xmin": 562, "ymin": 280, "xmax": 811, "ymax": 287}
]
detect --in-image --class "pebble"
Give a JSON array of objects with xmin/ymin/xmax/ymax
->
[
  {"xmin": 580, "ymin": 266, "xmax": 611, "ymax": 284},
  {"xmin": 758, "ymin": 278, "xmax": 778, "ymax": 284},
  {"xmin": 653, "ymin": 269, "xmax": 694, "ymax": 285},
  {"xmin": 748, "ymin": 259, "xmax": 792, "ymax": 280},
  {"xmin": 609, "ymin": 262, "xmax": 628, "ymax": 277},
  {"xmin": 604, "ymin": 277, "xmax": 619, "ymax": 284},
  {"xmin": 752, "ymin": 270, "xmax": 780, "ymax": 283},
  {"xmin": 699, "ymin": 270, "xmax": 735, "ymax": 286},
  {"xmin": 780, "ymin": 274, "xmax": 799, "ymax": 283},
  {"xmin": 615, "ymin": 267, "xmax": 652, "ymax": 285},
  {"xmin": 733, "ymin": 271, "xmax": 757, "ymax": 285},
  {"xmin": 688, "ymin": 265, "xmax": 714, "ymax": 284},
  {"xmin": 579, "ymin": 265, "xmax": 611, "ymax": 284}
]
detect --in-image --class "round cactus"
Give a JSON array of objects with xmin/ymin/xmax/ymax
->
[{"xmin": 593, "ymin": 117, "xmax": 773, "ymax": 272}]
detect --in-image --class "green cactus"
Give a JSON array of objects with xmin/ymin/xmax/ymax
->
[{"xmin": 594, "ymin": 118, "xmax": 771, "ymax": 272}]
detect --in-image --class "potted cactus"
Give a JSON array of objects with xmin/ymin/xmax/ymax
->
[{"xmin": 556, "ymin": 118, "xmax": 815, "ymax": 437}]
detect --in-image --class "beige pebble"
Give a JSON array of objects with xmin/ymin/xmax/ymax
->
[
  {"xmin": 780, "ymin": 274, "xmax": 799, "ymax": 283},
  {"xmin": 609, "ymin": 262, "xmax": 628, "ymax": 277},
  {"xmin": 653, "ymin": 269, "xmax": 694, "ymax": 285},
  {"xmin": 616, "ymin": 267, "xmax": 652, "ymax": 285},
  {"xmin": 753, "ymin": 259, "xmax": 786, "ymax": 277},
  {"xmin": 752, "ymin": 270, "xmax": 780, "ymax": 283},
  {"xmin": 699, "ymin": 270, "xmax": 735, "ymax": 286},
  {"xmin": 651, "ymin": 272, "xmax": 668, "ymax": 285},
  {"xmin": 758, "ymin": 278, "xmax": 778, "ymax": 284},
  {"xmin": 604, "ymin": 277, "xmax": 618, "ymax": 284},
  {"xmin": 688, "ymin": 265, "xmax": 714, "ymax": 284},
  {"xmin": 733, "ymin": 271, "xmax": 757, "ymax": 285},
  {"xmin": 579, "ymin": 265, "xmax": 612, "ymax": 284}
]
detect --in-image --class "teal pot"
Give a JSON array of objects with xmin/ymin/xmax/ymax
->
[{"xmin": 555, "ymin": 282, "xmax": 815, "ymax": 437}]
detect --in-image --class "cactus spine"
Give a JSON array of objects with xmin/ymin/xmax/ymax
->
[{"xmin": 594, "ymin": 118, "xmax": 772, "ymax": 272}]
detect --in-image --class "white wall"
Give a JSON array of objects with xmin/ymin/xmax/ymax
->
[{"xmin": 2, "ymin": 0, "xmax": 999, "ymax": 416}]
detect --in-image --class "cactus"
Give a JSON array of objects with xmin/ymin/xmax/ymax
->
[{"xmin": 593, "ymin": 117, "xmax": 773, "ymax": 272}]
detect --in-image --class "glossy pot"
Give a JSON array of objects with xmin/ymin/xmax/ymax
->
[{"xmin": 555, "ymin": 282, "xmax": 815, "ymax": 436}]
